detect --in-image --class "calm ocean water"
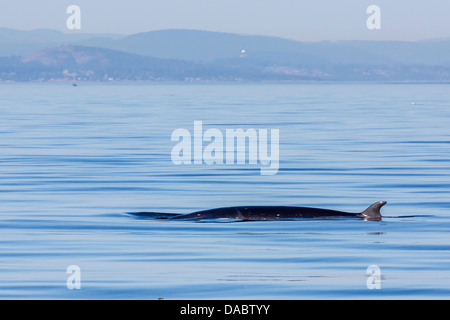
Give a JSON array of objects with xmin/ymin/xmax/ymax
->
[{"xmin": 0, "ymin": 82, "xmax": 449, "ymax": 299}]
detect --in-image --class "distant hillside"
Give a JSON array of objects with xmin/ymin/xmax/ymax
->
[
  {"xmin": 0, "ymin": 27, "xmax": 124, "ymax": 57},
  {"xmin": 0, "ymin": 45, "xmax": 201, "ymax": 81},
  {"xmin": 1, "ymin": 44, "xmax": 449, "ymax": 82}
]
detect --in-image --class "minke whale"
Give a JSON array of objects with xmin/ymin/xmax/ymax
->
[{"xmin": 135, "ymin": 201, "xmax": 386, "ymax": 221}]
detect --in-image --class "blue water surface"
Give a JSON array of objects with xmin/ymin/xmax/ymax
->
[{"xmin": 0, "ymin": 82, "xmax": 449, "ymax": 299}]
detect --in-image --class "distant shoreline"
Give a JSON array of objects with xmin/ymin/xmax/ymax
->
[
  {"xmin": 2, "ymin": 80, "xmax": 450, "ymax": 84},
  {"xmin": 1, "ymin": 29, "xmax": 450, "ymax": 82}
]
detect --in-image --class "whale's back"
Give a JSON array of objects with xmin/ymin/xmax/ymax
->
[{"xmin": 171, "ymin": 205, "xmax": 358, "ymax": 220}]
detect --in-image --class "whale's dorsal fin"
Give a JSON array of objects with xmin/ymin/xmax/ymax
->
[{"xmin": 360, "ymin": 201, "xmax": 386, "ymax": 221}]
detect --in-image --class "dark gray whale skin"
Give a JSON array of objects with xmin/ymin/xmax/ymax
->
[{"xmin": 168, "ymin": 201, "xmax": 386, "ymax": 221}]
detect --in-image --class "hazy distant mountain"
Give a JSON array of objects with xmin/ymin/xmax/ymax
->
[
  {"xmin": 76, "ymin": 29, "xmax": 450, "ymax": 66},
  {"xmin": 93, "ymin": 29, "xmax": 309, "ymax": 61},
  {"xmin": 79, "ymin": 29, "xmax": 393, "ymax": 64},
  {"xmin": 2, "ymin": 28, "xmax": 450, "ymax": 67}
]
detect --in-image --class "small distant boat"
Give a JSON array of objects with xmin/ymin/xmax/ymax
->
[{"xmin": 72, "ymin": 83, "xmax": 78, "ymax": 87}]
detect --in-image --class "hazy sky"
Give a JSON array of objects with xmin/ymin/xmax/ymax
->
[{"xmin": 1, "ymin": 0, "xmax": 449, "ymax": 41}]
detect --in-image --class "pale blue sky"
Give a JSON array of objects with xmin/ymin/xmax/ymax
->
[{"xmin": 1, "ymin": 0, "xmax": 449, "ymax": 41}]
